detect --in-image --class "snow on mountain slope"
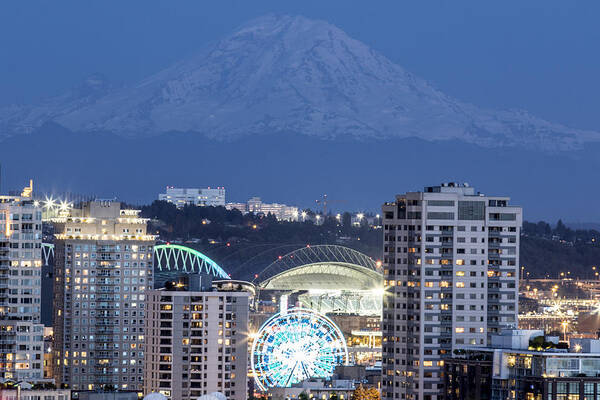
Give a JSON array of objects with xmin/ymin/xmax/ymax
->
[{"xmin": 0, "ymin": 15, "xmax": 597, "ymax": 151}]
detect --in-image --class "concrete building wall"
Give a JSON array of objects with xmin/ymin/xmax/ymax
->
[
  {"xmin": 144, "ymin": 289, "xmax": 249, "ymax": 400},
  {"xmin": 0, "ymin": 388, "xmax": 71, "ymax": 400},
  {"xmin": 0, "ymin": 195, "xmax": 44, "ymax": 382},
  {"xmin": 381, "ymin": 183, "xmax": 522, "ymax": 400}
]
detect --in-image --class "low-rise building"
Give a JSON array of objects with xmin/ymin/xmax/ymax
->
[
  {"xmin": 268, "ymin": 379, "xmax": 355, "ymax": 400},
  {"xmin": 0, "ymin": 387, "xmax": 70, "ymax": 400},
  {"xmin": 74, "ymin": 391, "xmax": 139, "ymax": 400},
  {"xmin": 444, "ymin": 329, "xmax": 600, "ymax": 400}
]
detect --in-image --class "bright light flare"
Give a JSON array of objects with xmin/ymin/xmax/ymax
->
[{"xmin": 251, "ymin": 308, "xmax": 348, "ymax": 391}]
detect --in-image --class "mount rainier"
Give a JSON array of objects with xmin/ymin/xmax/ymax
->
[{"xmin": 0, "ymin": 14, "xmax": 597, "ymax": 152}]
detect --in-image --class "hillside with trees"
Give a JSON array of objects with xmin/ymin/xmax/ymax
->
[{"xmin": 141, "ymin": 201, "xmax": 600, "ymax": 280}]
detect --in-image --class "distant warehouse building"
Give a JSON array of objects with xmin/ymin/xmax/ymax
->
[{"xmin": 158, "ymin": 187, "xmax": 225, "ymax": 207}]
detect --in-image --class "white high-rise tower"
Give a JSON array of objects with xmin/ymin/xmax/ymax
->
[
  {"xmin": 0, "ymin": 181, "xmax": 45, "ymax": 382},
  {"xmin": 380, "ymin": 183, "xmax": 522, "ymax": 400}
]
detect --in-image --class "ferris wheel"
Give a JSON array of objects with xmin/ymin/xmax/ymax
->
[{"xmin": 251, "ymin": 308, "xmax": 348, "ymax": 391}]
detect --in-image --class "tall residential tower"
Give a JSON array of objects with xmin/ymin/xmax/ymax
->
[
  {"xmin": 381, "ymin": 183, "xmax": 522, "ymax": 400},
  {"xmin": 52, "ymin": 201, "xmax": 155, "ymax": 392},
  {"xmin": 0, "ymin": 185, "xmax": 44, "ymax": 382}
]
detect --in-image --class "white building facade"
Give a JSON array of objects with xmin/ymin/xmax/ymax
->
[
  {"xmin": 226, "ymin": 197, "xmax": 298, "ymax": 221},
  {"xmin": 0, "ymin": 191, "xmax": 45, "ymax": 382},
  {"xmin": 158, "ymin": 187, "xmax": 225, "ymax": 208},
  {"xmin": 381, "ymin": 183, "xmax": 522, "ymax": 400}
]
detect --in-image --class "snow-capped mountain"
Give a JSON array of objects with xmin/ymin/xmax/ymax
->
[{"xmin": 1, "ymin": 15, "xmax": 597, "ymax": 151}]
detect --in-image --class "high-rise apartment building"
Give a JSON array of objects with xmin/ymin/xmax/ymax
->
[
  {"xmin": 158, "ymin": 187, "xmax": 226, "ymax": 208},
  {"xmin": 52, "ymin": 201, "xmax": 155, "ymax": 392},
  {"xmin": 380, "ymin": 183, "xmax": 522, "ymax": 400},
  {"xmin": 144, "ymin": 276, "xmax": 249, "ymax": 400},
  {"xmin": 0, "ymin": 186, "xmax": 44, "ymax": 382}
]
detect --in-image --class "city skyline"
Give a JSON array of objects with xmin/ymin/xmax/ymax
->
[
  {"xmin": 1, "ymin": 3, "xmax": 599, "ymax": 400},
  {"xmin": 0, "ymin": 178, "xmax": 599, "ymax": 400}
]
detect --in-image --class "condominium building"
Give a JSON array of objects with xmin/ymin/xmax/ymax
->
[
  {"xmin": 144, "ymin": 275, "xmax": 249, "ymax": 400},
  {"xmin": 52, "ymin": 201, "xmax": 156, "ymax": 392},
  {"xmin": 158, "ymin": 187, "xmax": 226, "ymax": 207},
  {"xmin": 0, "ymin": 185, "xmax": 45, "ymax": 382},
  {"xmin": 381, "ymin": 183, "xmax": 522, "ymax": 400}
]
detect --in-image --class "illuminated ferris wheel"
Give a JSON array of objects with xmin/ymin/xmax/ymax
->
[{"xmin": 251, "ymin": 308, "xmax": 348, "ymax": 391}]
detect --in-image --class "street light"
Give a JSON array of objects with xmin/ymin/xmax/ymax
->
[{"xmin": 561, "ymin": 321, "xmax": 569, "ymax": 342}]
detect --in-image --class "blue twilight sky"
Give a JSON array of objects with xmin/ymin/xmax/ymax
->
[{"xmin": 1, "ymin": 1, "xmax": 600, "ymax": 131}]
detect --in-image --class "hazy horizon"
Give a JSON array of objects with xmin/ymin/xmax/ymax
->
[{"xmin": 1, "ymin": 2, "xmax": 600, "ymax": 222}]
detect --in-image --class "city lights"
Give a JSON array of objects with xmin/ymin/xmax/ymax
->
[{"xmin": 251, "ymin": 308, "xmax": 348, "ymax": 391}]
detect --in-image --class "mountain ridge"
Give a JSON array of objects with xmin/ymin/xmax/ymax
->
[{"xmin": 0, "ymin": 14, "xmax": 598, "ymax": 151}]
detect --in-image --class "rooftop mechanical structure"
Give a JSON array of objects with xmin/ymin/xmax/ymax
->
[{"xmin": 255, "ymin": 245, "xmax": 383, "ymax": 316}]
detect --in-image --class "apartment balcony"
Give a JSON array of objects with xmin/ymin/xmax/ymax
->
[
  {"xmin": 93, "ymin": 376, "xmax": 117, "ymax": 383},
  {"xmin": 97, "ymin": 278, "xmax": 119, "ymax": 284},
  {"xmin": 97, "ymin": 304, "xmax": 119, "ymax": 310},
  {"xmin": 95, "ymin": 327, "xmax": 119, "ymax": 334},
  {"xmin": 94, "ymin": 335, "xmax": 112, "ymax": 342},
  {"xmin": 96, "ymin": 351, "xmax": 118, "ymax": 358},
  {"xmin": 96, "ymin": 295, "xmax": 117, "ymax": 301},
  {"xmin": 96, "ymin": 320, "xmax": 119, "ymax": 326}
]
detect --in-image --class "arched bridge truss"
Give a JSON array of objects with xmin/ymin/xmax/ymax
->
[
  {"xmin": 255, "ymin": 244, "xmax": 380, "ymax": 284},
  {"xmin": 154, "ymin": 244, "xmax": 230, "ymax": 280}
]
